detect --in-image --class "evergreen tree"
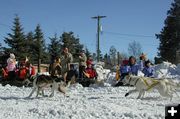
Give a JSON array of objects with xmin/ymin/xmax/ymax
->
[
  {"xmin": 26, "ymin": 31, "xmax": 36, "ymax": 63},
  {"xmin": 4, "ymin": 15, "xmax": 26, "ymax": 60},
  {"xmin": 156, "ymin": 0, "xmax": 180, "ymax": 64},
  {"xmin": 60, "ymin": 32, "xmax": 84, "ymax": 62},
  {"xmin": 99, "ymin": 50, "xmax": 103, "ymax": 61},
  {"xmin": 85, "ymin": 48, "xmax": 91, "ymax": 59},
  {"xmin": 104, "ymin": 53, "xmax": 111, "ymax": 68},
  {"xmin": 34, "ymin": 24, "xmax": 48, "ymax": 72},
  {"xmin": 109, "ymin": 45, "xmax": 117, "ymax": 65},
  {"xmin": 0, "ymin": 43, "xmax": 2, "ymax": 52},
  {"xmin": 48, "ymin": 33, "xmax": 62, "ymax": 62},
  {"xmin": 92, "ymin": 53, "xmax": 97, "ymax": 61}
]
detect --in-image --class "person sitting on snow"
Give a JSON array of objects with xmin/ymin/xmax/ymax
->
[
  {"xmin": 17, "ymin": 59, "xmax": 29, "ymax": 81},
  {"xmin": 115, "ymin": 59, "xmax": 130, "ymax": 87},
  {"xmin": 25, "ymin": 62, "xmax": 35, "ymax": 78},
  {"xmin": 138, "ymin": 53, "xmax": 147, "ymax": 71},
  {"xmin": 85, "ymin": 62, "xmax": 97, "ymax": 79},
  {"xmin": 120, "ymin": 60, "xmax": 131, "ymax": 79},
  {"xmin": 142, "ymin": 60, "xmax": 155, "ymax": 77},
  {"xmin": 129, "ymin": 56, "xmax": 141, "ymax": 75},
  {"xmin": 82, "ymin": 61, "xmax": 97, "ymax": 87}
]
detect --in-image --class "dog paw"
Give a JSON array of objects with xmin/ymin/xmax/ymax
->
[{"xmin": 125, "ymin": 93, "xmax": 129, "ymax": 97}]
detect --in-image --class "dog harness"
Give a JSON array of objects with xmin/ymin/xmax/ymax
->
[
  {"xmin": 128, "ymin": 77, "xmax": 140, "ymax": 86},
  {"xmin": 143, "ymin": 78, "xmax": 160, "ymax": 91}
]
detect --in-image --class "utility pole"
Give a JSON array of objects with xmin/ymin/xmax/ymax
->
[{"xmin": 92, "ymin": 15, "xmax": 106, "ymax": 62}]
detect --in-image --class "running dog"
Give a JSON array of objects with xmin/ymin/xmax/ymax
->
[
  {"xmin": 122, "ymin": 74, "xmax": 179, "ymax": 100},
  {"xmin": 28, "ymin": 74, "xmax": 66, "ymax": 98}
]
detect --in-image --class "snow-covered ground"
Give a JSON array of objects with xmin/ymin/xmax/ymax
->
[{"xmin": 0, "ymin": 62, "xmax": 180, "ymax": 119}]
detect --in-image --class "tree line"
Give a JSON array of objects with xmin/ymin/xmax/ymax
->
[
  {"xmin": 156, "ymin": 0, "xmax": 180, "ymax": 64},
  {"xmin": 0, "ymin": 15, "xmax": 144, "ymax": 68},
  {"xmin": 0, "ymin": 15, "xmax": 87, "ymax": 66}
]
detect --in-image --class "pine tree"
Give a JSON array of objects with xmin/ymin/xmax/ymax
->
[
  {"xmin": 85, "ymin": 48, "xmax": 91, "ymax": 59},
  {"xmin": 48, "ymin": 33, "xmax": 62, "ymax": 62},
  {"xmin": 34, "ymin": 24, "xmax": 48, "ymax": 72},
  {"xmin": 109, "ymin": 45, "xmax": 117, "ymax": 65},
  {"xmin": 156, "ymin": 0, "xmax": 180, "ymax": 64},
  {"xmin": 4, "ymin": 15, "xmax": 26, "ymax": 60},
  {"xmin": 26, "ymin": 31, "xmax": 36, "ymax": 63},
  {"xmin": 104, "ymin": 53, "xmax": 111, "ymax": 68},
  {"xmin": 99, "ymin": 50, "xmax": 103, "ymax": 61},
  {"xmin": 60, "ymin": 32, "xmax": 84, "ymax": 62}
]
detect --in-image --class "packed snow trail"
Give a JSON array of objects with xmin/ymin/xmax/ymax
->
[{"xmin": 0, "ymin": 83, "xmax": 179, "ymax": 119}]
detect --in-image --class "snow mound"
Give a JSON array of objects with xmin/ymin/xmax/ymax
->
[
  {"xmin": 0, "ymin": 83, "xmax": 179, "ymax": 119},
  {"xmin": 154, "ymin": 62, "xmax": 180, "ymax": 78}
]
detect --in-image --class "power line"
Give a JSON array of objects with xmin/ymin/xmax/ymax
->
[
  {"xmin": 103, "ymin": 31, "xmax": 155, "ymax": 38},
  {"xmin": 0, "ymin": 23, "xmax": 11, "ymax": 28}
]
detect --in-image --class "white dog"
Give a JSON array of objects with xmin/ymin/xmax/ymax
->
[
  {"xmin": 28, "ymin": 75, "xmax": 66, "ymax": 98},
  {"xmin": 123, "ymin": 75, "xmax": 179, "ymax": 100}
]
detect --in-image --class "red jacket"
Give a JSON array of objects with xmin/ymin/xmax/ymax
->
[
  {"xmin": 85, "ymin": 68, "xmax": 97, "ymax": 78},
  {"xmin": 18, "ymin": 68, "xmax": 27, "ymax": 80},
  {"xmin": 29, "ymin": 66, "xmax": 35, "ymax": 76}
]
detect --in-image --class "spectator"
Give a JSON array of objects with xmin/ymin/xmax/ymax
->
[
  {"xmin": 82, "ymin": 61, "xmax": 97, "ymax": 87},
  {"xmin": 61, "ymin": 47, "xmax": 73, "ymax": 79},
  {"xmin": 115, "ymin": 59, "xmax": 130, "ymax": 87},
  {"xmin": 142, "ymin": 60, "xmax": 155, "ymax": 77},
  {"xmin": 129, "ymin": 56, "xmax": 140, "ymax": 75},
  {"xmin": 79, "ymin": 50, "xmax": 87, "ymax": 79},
  {"xmin": 6, "ymin": 53, "xmax": 16, "ymax": 80},
  {"xmin": 138, "ymin": 53, "xmax": 147, "ymax": 71},
  {"xmin": 120, "ymin": 60, "xmax": 131, "ymax": 80}
]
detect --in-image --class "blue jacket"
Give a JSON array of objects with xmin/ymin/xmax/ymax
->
[
  {"xmin": 129, "ymin": 64, "xmax": 140, "ymax": 75},
  {"xmin": 142, "ymin": 66, "xmax": 155, "ymax": 77},
  {"xmin": 120, "ymin": 65, "xmax": 131, "ymax": 74},
  {"xmin": 138, "ymin": 60, "xmax": 145, "ymax": 71}
]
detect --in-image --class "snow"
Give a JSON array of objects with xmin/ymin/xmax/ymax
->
[{"xmin": 0, "ymin": 62, "xmax": 180, "ymax": 119}]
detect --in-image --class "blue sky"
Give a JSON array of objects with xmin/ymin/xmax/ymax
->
[{"xmin": 0, "ymin": 0, "xmax": 173, "ymax": 60}]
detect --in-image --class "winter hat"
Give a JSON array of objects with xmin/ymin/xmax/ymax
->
[
  {"xmin": 10, "ymin": 53, "xmax": 15, "ymax": 59},
  {"xmin": 139, "ymin": 53, "xmax": 146, "ymax": 60},
  {"xmin": 129, "ymin": 56, "xmax": 136, "ymax": 61},
  {"xmin": 122, "ymin": 60, "xmax": 129, "ymax": 65},
  {"xmin": 145, "ymin": 60, "xmax": 151, "ymax": 67},
  {"xmin": 86, "ymin": 60, "xmax": 92, "ymax": 65}
]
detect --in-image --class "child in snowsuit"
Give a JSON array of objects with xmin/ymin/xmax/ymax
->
[
  {"xmin": 138, "ymin": 53, "xmax": 147, "ymax": 71},
  {"xmin": 120, "ymin": 60, "xmax": 131, "ymax": 80},
  {"xmin": 142, "ymin": 60, "xmax": 155, "ymax": 77},
  {"xmin": 6, "ymin": 53, "xmax": 16, "ymax": 80},
  {"xmin": 129, "ymin": 56, "xmax": 141, "ymax": 75},
  {"xmin": 115, "ymin": 60, "xmax": 130, "ymax": 86},
  {"xmin": 81, "ymin": 61, "xmax": 97, "ymax": 87}
]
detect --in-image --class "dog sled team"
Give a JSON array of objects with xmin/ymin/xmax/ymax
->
[
  {"xmin": 115, "ymin": 53, "xmax": 180, "ymax": 100},
  {"xmin": 0, "ymin": 50, "xmax": 179, "ymax": 100}
]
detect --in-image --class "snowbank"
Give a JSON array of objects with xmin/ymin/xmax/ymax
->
[
  {"xmin": 154, "ymin": 62, "xmax": 178, "ymax": 78},
  {"xmin": 0, "ymin": 61, "xmax": 180, "ymax": 119},
  {"xmin": 0, "ymin": 84, "xmax": 179, "ymax": 119}
]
